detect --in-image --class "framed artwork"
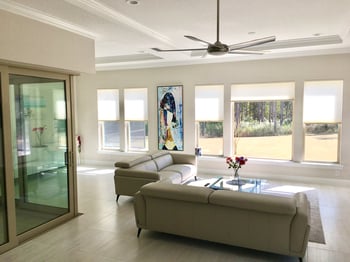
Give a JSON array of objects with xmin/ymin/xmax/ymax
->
[{"xmin": 157, "ymin": 85, "xmax": 183, "ymax": 151}]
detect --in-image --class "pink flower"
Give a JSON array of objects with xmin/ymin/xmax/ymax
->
[
  {"xmin": 226, "ymin": 156, "xmax": 248, "ymax": 170},
  {"xmin": 32, "ymin": 127, "xmax": 46, "ymax": 133}
]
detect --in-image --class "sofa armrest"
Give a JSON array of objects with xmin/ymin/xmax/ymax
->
[
  {"xmin": 171, "ymin": 153, "xmax": 197, "ymax": 166},
  {"xmin": 115, "ymin": 169, "xmax": 160, "ymax": 180},
  {"xmin": 290, "ymin": 192, "xmax": 310, "ymax": 256},
  {"xmin": 134, "ymin": 191, "xmax": 146, "ymax": 228}
]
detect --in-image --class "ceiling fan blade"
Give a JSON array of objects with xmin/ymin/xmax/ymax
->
[
  {"xmin": 184, "ymin": 35, "xmax": 212, "ymax": 46},
  {"xmin": 228, "ymin": 50, "xmax": 265, "ymax": 55},
  {"xmin": 229, "ymin": 36, "xmax": 276, "ymax": 51},
  {"xmin": 152, "ymin": 47, "xmax": 207, "ymax": 52},
  {"xmin": 191, "ymin": 50, "xmax": 207, "ymax": 57}
]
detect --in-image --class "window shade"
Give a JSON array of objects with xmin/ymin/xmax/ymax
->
[
  {"xmin": 97, "ymin": 89, "xmax": 119, "ymax": 121},
  {"xmin": 195, "ymin": 85, "xmax": 224, "ymax": 121},
  {"xmin": 303, "ymin": 80, "xmax": 343, "ymax": 123},
  {"xmin": 231, "ymin": 82, "xmax": 295, "ymax": 101},
  {"xmin": 125, "ymin": 88, "xmax": 148, "ymax": 121}
]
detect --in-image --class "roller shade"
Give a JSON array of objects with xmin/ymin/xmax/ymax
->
[
  {"xmin": 231, "ymin": 82, "xmax": 295, "ymax": 101},
  {"xmin": 125, "ymin": 88, "xmax": 148, "ymax": 121},
  {"xmin": 97, "ymin": 89, "xmax": 119, "ymax": 121},
  {"xmin": 303, "ymin": 80, "xmax": 343, "ymax": 123},
  {"xmin": 195, "ymin": 85, "xmax": 224, "ymax": 121}
]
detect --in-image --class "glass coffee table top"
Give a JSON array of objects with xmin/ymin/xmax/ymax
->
[
  {"xmin": 187, "ymin": 176, "xmax": 316, "ymax": 198},
  {"xmin": 187, "ymin": 176, "xmax": 266, "ymax": 194}
]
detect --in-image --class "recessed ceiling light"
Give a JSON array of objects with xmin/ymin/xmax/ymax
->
[
  {"xmin": 248, "ymin": 32, "xmax": 256, "ymax": 35},
  {"xmin": 126, "ymin": 0, "xmax": 140, "ymax": 5},
  {"xmin": 313, "ymin": 33, "xmax": 321, "ymax": 36}
]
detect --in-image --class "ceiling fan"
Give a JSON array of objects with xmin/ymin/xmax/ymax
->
[{"xmin": 152, "ymin": 0, "xmax": 276, "ymax": 56}]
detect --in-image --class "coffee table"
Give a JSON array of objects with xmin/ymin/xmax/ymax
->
[{"xmin": 187, "ymin": 176, "xmax": 265, "ymax": 194}]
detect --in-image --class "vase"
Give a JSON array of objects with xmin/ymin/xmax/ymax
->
[{"xmin": 226, "ymin": 169, "xmax": 245, "ymax": 186}]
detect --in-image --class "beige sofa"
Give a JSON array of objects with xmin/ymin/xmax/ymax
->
[
  {"xmin": 134, "ymin": 182, "xmax": 310, "ymax": 261},
  {"xmin": 114, "ymin": 151, "xmax": 197, "ymax": 201}
]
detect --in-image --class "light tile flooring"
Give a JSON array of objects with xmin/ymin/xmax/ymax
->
[{"xmin": 1, "ymin": 165, "xmax": 350, "ymax": 262}]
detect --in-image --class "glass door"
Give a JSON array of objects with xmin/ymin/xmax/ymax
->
[{"xmin": 9, "ymin": 74, "xmax": 70, "ymax": 235}]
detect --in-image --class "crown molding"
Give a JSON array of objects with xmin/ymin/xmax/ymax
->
[
  {"xmin": 247, "ymin": 35, "xmax": 343, "ymax": 51},
  {"xmin": 64, "ymin": 0, "xmax": 176, "ymax": 47},
  {"xmin": 0, "ymin": 0, "xmax": 97, "ymax": 39},
  {"xmin": 95, "ymin": 47, "xmax": 350, "ymax": 71}
]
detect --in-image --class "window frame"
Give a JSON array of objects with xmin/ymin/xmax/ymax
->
[
  {"xmin": 230, "ymin": 82, "xmax": 295, "ymax": 160},
  {"xmin": 302, "ymin": 80, "xmax": 343, "ymax": 163},
  {"xmin": 97, "ymin": 89, "xmax": 120, "ymax": 151},
  {"xmin": 195, "ymin": 85, "xmax": 224, "ymax": 156}
]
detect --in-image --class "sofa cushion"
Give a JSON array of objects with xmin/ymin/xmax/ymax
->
[
  {"xmin": 140, "ymin": 182, "xmax": 213, "ymax": 203},
  {"xmin": 115, "ymin": 155, "xmax": 152, "ymax": 168},
  {"xmin": 162, "ymin": 164, "xmax": 196, "ymax": 182},
  {"xmin": 158, "ymin": 170, "xmax": 182, "ymax": 184},
  {"xmin": 153, "ymin": 154, "xmax": 174, "ymax": 171}
]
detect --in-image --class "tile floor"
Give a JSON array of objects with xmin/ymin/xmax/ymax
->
[{"xmin": 1, "ymin": 165, "xmax": 350, "ymax": 262}]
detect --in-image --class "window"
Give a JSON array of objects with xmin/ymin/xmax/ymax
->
[
  {"xmin": 231, "ymin": 82, "xmax": 294, "ymax": 160},
  {"xmin": 97, "ymin": 89, "xmax": 120, "ymax": 150},
  {"xmin": 195, "ymin": 85, "xmax": 224, "ymax": 156},
  {"xmin": 303, "ymin": 80, "xmax": 343, "ymax": 163},
  {"xmin": 124, "ymin": 88, "xmax": 148, "ymax": 151}
]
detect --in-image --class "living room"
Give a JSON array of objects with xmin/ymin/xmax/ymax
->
[
  {"xmin": 76, "ymin": 53, "xmax": 350, "ymax": 183},
  {"xmin": 1, "ymin": 0, "xmax": 350, "ymax": 260}
]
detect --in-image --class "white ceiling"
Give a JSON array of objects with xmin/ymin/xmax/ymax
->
[{"xmin": 1, "ymin": 0, "xmax": 350, "ymax": 71}]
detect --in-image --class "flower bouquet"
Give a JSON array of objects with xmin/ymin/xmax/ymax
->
[
  {"xmin": 225, "ymin": 156, "xmax": 248, "ymax": 186},
  {"xmin": 32, "ymin": 126, "xmax": 47, "ymax": 147}
]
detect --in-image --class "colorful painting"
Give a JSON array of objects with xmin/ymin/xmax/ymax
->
[{"xmin": 157, "ymin": 85, "xmax": 183, "ymax": 151}]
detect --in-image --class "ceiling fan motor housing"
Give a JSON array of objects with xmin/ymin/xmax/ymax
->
[{"xmin": 208, "ymin": 42, "xmax": 229, "ymax": 55}]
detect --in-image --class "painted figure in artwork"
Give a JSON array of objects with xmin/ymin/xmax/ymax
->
[{"xmin": 159, "ymin": 92, "xmax": 178, "ymax": 150}]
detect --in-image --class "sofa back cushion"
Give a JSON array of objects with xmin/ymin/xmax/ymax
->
[
  {"xmin": 114, "ymin": 155, "xmax": 152, "ymax": 168},
  {"xmin": 209, "ymin": 190, "xmax": 297, "ymax": 215},
  {"xmin": 149, "ymin": 150, "xmax": 169, "ymax": 159},
  {"xmin": 132, "ymin": 160, "xmax": 158, "ymax": 171},
  {"xmin": 140, "ymin": 182, "xmax": 212, "ymax": 204},
  {"xmin": 153, "ymin": 153, "xmax": 174, "ymax": 171}
]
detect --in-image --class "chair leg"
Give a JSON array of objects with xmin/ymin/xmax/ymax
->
[
  {"xmin": 195, "ymin": 176, "xmax": 198, "ymax": 181},
  {"xmin": 116, "ymin": 194, "xmax": 120, "ymax": 202},
  {"xmin": 137, "ymin": 228, "xmax": 142, "ymax": 238}
]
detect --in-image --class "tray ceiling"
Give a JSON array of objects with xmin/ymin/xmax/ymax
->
[{"xmin": 1, "ymin": 0, "xmax": 350, "ymax": 70}]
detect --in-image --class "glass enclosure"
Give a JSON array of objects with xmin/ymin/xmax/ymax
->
[{"xmin": 9, "ymin": 74, "xmax": 69, "ymax": 235}]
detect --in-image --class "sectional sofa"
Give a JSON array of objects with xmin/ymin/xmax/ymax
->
[
  {"xmin": 114, "ymin": 151, "xmax": 197, "ymax": 201},
  {"xmin": 134, "ymin": 182, "xmax": 310, "ymax": 261}
]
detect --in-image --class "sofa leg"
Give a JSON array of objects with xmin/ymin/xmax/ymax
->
[
  {"xmin": 299, "ymin": 257, "xmax": 303, "ymax": 262},
  {"xmin": 137, "ymin": 228, "xmax": 142, "ymax": 238},
  {"xmin": 195, "ymin": 176, "xmax": 198, "ymax": 181},
  {"xmin": 116, "ymin": 195, "xmax": 120, "ymax": 202}
]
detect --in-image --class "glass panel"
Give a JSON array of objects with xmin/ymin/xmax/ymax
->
[
  {"xmin": 128, "ymin": 121, "xmax": 148, "ymax": 150},
  {"xmin": 233, "ymin": 101, "xmax": 293, "ymax": 160},
  {"xmin": 100, "ymin": 121, "xmax": 120, "ymax": 149},
  {"xmin": 197, "ymin": 121, "xmax": 223, "ymax": 156},
  {"xmin": 304, "ymin": 123, "xmax": 339, "ymax": 162},
  {"xmin": 0, "ymin": 74, "xmax": 9, "ymax": 245},
  {"xmin": 9, "ymin": 74, "xmax": 69, "ymax": 235}
]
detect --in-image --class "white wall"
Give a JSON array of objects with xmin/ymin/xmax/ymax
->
[
  {"xmin": 75, "ymin": 53, "xmax": 350, "ymax": 183},
  {"xmin": 0, "ymin": 10, "xmax": 95, "ymax": 74}
]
